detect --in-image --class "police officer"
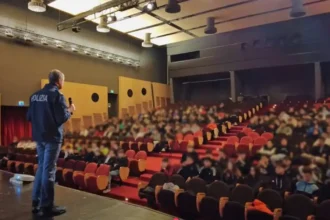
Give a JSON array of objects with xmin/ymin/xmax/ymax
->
[{"xmin": 27, "ymin": 69, "xmax": 75, "ymax": 217}]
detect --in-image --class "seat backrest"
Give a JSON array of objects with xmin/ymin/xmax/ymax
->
[
  {"xmin": 223, "ymin": 144, "xmax": 236, "ymax": 157},
  {"xmin": 135, "ymin": 137, "xmax": 144, "ymax": 143},
  {"xmin": 125, "ymin": 150, "xmax": 136, "ymax": 159},
  {"xmin": 254, "ymin": 137, "xmax": 267, "ymax": 146},
  {"xmin": 248, "ymin": 132, "xmax": 260, "ymax": 140},
  {"xmin": 96, "ymin": 164, "xmax": 110, "ymax": 176},
  {"xmin": 194, "ymin": 130, "xmax": 203, "ymax": 137},
  {"xmin": 284, "ymin": 194, "xmax": 315, "ymax": 219},
  {"xmin": 183, "ymin": 133, "xmax": 194, "ymax": 142},
  {"xmin": 74, "ymin": 161, "xmax": 86, "ymax": 171},
  {"xmin": 148, "ymin": 172, "xmax": 168, "ymax": 188},
  {"xmin": 57, "ymin": 158, "xmax": 65, "ymax": 167},
  {"xmin": 64, "ymin": 160, "xmax": 76, "ymax": 169},
  {"xmin": 261, "ymin": 132, "xmax": 274, "ymax": 141},
  {"xmin": 84, "ymin": 162, "xmax": 98, "ymax": 174},
  {"xmin": 227, "ymin": 136, "xmax": 239, "ymax": 144},
  {"xmin": 257, "ymin": 189, "xmax": 283, "ymax": 211},
  {"xmin": 186, "ymin": 178, "xmax": 207, "ymax": 195},
  {"xmin": 231, "ymin": 184, "xmax": 254, "ymax": 205},
  {"xmin": 135, "ymin": 151, "xmax": 147, "ymax": 160},
  {"xmin": 175, "ymin": 133, "xmax": 183, "ymax": 141},
  {"xmin": 240, "ymin": 136, "xmax": 253, "ymax": 144},
  {"xmin": 237, "ymin": 144, "xmax": 250, "ymax": 154},
  {"xmin": 316, "ymin": 200, "xmax": 330, "ymax": 220},
  {"xmin": 169, "ymin": 174, "xmax": 186, "ymax": 189},
  {"xmin": 206, "ymin": 181, "xmax": 230, "ymax": 199}
]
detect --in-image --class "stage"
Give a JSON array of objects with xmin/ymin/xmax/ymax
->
[{"xmin": 0, "ymin": 171, "xmax": 174, "ymax": 220}]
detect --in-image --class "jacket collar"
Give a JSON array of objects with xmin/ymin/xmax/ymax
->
[{"xmin": 44, "ymin": 83, "xmax": 59, "ymax": 90}]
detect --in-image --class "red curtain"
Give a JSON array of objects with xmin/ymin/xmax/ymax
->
[{"xmin": 1, "ymin": 106, "xmax": 32, "ymax": 146}]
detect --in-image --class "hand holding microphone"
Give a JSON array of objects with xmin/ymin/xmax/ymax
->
[{"xmin": 68, "ymin": 97, "xmax": 76, "ymax": 114}]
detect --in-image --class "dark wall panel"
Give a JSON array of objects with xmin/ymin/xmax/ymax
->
[
  {"xmin": 168, "ymin": 14, "xmax": 330, "ymax": 78},
  {"xmin": 237, "ymin": 64, "xmax": 315, "ymax": 103}
]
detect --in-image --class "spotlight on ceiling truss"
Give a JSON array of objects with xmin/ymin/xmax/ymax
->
[
  {"xmin": 143, "ymin": 1, "xmax": 158, "ymax": 12},
  {"xmin": 28, "ymin": 0, "xmax": 46, "ymax": 13},
  {"xmin": 165, "ymin": 0, "xmax": 181, "ymax": 14},
  {"xmin": 204, "ymin": 17, "xmax": 217, "ymax": 35},
  {"xmin": 97, "ymin": 15, "xmax": 110, "ymax": 33},
  {"xmin": 290, "ymin": 0, "xmax": 306, "ymax": 18},
  {"xmin": 142, "ymin": 33, "xmax": 153, "ymax": 48}
]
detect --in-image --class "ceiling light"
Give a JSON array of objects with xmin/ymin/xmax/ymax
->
[
  {"xmin": 24, "ymin": 34, "xmax": 33, "ymax": 43},
  {"xmin": 107, "ymin": 55, "xmax": 114, "ymax": 60},
  {"xmin": 97, "ymin": 15, "xmax": 110, "ymax": 33},
  {"xmin": 290, "ymin": 0, "xmax": 306, "ymax": 18},
  {"xmin": 28, "ymin": 0, "xmax": 46, "ymax": 13},
  {"xmin": 55, "ymin": 40, "xmax": 63, "ymax": 49},
  {"xmin": 71, "ymin": 46, "xmax": 78, "ymax": 52},
  {"xmin": 142, "ymin": 33, "xmax": 153, "ymax": 48},
  {"xmin": 165, "ymin": 0, "xmax": 181, "ymax": 14},
  {"xmin": 41, "ymin": 37, "xmax": 48, "ymax": 45},
  {"xmin": 84, "ymin": 50, "xmax": 91, "ymax": 55},
  {"xmin": 5, "ymin": 29, "xmax": 14, "ymax": 38},
  {"xmin": 143, "ymin": 1, "xmax": 157, "ymax": 12},
  {"xmin": 96, "ymin": 53, "xmax": 103, "ymax": 58},
  {"xmin": 204, "ymin": 17, "xmax": 217, "ymax": 35}
]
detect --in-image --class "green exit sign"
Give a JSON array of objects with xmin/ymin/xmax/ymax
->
[{"xmin": 110, "ymin": 90, "xmax": 114, "ymax": 94}]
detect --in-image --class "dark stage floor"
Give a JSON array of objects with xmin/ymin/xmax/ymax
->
[{"xmin": 0, "ymin": 171, "xmax": 174, "ymax": 220}]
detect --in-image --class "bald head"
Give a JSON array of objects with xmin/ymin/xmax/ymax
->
[{"xmin": 49, "ymin": 69, "xmax": 65, "ymax": 89}]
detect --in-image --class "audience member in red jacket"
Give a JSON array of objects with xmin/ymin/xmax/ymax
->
[{"xmin": 161, "ymin": 157, "xmax": 174, "ymax": 176}]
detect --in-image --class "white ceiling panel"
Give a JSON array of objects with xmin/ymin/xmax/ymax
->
[
  {"xmin": 153, "ymin": 0, "xmax": 245, "ymax": 20},
  {"xmin": 190, "ymin": 0, "xmax": 330, "ymax": 37},
  {"xmin": 173, "ymin": 0, "xmax": 318, "ymax": 30},
  {"xmin": 108, "ymin": 14, "xmax": 162, "ymax": 33},
  {"xmin": 49, "ymin": 0, "xmax": 111, "ymax": 15},
  {"xmin": 151, "ymin": 32, "xmax": 193, "ymax": 46},
  {"xmin": 129, "ymin": 24, "xmax": 179, "ymax": 39}
]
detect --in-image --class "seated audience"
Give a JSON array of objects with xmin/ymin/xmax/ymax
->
[
  {"xmin": 178, "ymin": 155, "xmax": 199, "ymax": 181},
  {"xmin": 259, "ymin": 140, "xmax": 276, "ymax": 157},
  {"xmin": 263, "ymin": 163, "xmax": 291, "ymax": 196},
  {"xmin": 222, "ymin": 161, "xmax": 240, "ymax": 187},
  {"xmin": 295, "ymin": 167, "xmax": 319, "ymax": 198},
  {"xmin": 199, "ymin": 157, "xmax": 216, "ymax": 184},
  {"xmin": 181, "ymin": 145, "xmax": 199, "ymax": 165},
  {"xmin": 103, "ymin": 149, "xmax": 117, "ymax": 168},
  {"xmin": 103, "ymin": 149, "xmax": 128, "ymax": 193},
  {"xmin": 160, "ymin": 157, "xmax": 173, "ymax": 177}
]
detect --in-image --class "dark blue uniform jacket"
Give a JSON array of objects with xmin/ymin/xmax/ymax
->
[{"xmin": 27, "ymin": 83, "xmax": 71, "ymax": 143}]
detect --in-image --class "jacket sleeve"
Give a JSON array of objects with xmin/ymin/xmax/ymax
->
[{"xmin": 54, "ymin": 93, "xmax": 71, "ymax": 126}]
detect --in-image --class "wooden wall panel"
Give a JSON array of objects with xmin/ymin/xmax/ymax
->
[
  {"xmin": 93, "ymin": 113, "xmax": 103, "ymax": 126},
  {"xmin": 82, "ymin": 116, "xmax": 93, "ymax": 129},
  {"xmin": 142, "ymin": 102, "xmax": 148, "ymax": 112},
  {"xmin": 118, "ymin": 76, "xmax": 153, "ymax": 117},
  {"xmin": 152, "ymin": 82, "xmax": 171, "ymax": 108},
  {"xmin": 41, "ymin": 79, "xmax": 108, "ymax": 131}
]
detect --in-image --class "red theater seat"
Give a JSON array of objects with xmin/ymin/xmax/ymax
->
[
  {"xmin": 125, "ymin": 150, "xmax": 136, "ymax": 160},
  {"xmin": 227, "ymin": 136, "xmax": 239, "ymax": 145},
  {"xmin": 129, "ymin": 151, "xmax": 147, "ymax": 177},
  {"xmin": 254, "ymin": 137, "xmax": 267, "ymax": 146},
  {"xmin": 63, "ymin": 161, "xmax": 86, "ymax": 187},
  {"xmin": 85, "ymin": 164, "xmax": 110, "ymax": 193},
  {"xmin": 240, "ymin": 136, "xmax": 253, "ymax": 145},
  {"xmin": 73, "ymin": 162, "xmax": 98, "ymax": 189},
  {"xmin": 56, "ymin": 160, "xmax": 76, "ymax": 185},
  {"xmin": 223, "ymin": 144, "xmax": 236, "ymax": 158},
  {"xmin": 248, "ymin": 132, "xmax": 260, "ymax": 140},
  {"xmin": 261, "ymin": 132, "xmax": 274, "ymax": 141}
]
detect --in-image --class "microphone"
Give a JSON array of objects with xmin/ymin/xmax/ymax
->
[{"xmin": 68, "ymin": 97, "xmax": 73, "ymax": 115}]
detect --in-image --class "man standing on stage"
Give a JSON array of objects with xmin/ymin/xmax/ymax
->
[{"xmin": 27, "ymin": 69, "xmax": 75, "ymax": 217}]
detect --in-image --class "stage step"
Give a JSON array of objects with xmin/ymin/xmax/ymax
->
[
  {"xmin": 208, "ymin": 140, "xmax": 223, "ymax": 145},
  {"xmin": 108, "ymin": 185, "xmax": 146, "ymax": 206},
  {"xmin": 122, "ymin": 177, "xmax": 143, "ymax": 187}
]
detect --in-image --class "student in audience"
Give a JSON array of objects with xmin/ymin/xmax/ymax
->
[
  {"xmin": 243, "ymin": 166, "xmax": 261, "ymax": 189},
  {"xmin": 178, "ymin": 155, "xmax": 199, "ymax": 181},
  {"xmin": 181, "ymin": 145, "xmax": 199, "ymax": 165},
  {"xmin": 92, "ymin": 148, "xmax": 105, "ymax": 164},
  {"xmin": 103, "ymin": 149, "xmax": 117, "ymax": 168},
  {"xmin": 160, "ymin": 157, "xmax": 173, "ymax": 176},
  {"xmin": 311, "ymin": 137, "xmax": 330, "ymax": 159},
  {"xmin": 276, "ymin": 121, "xmax": 293, "ymax": 136},
  {"xmin": 295, "ymin": 167, "xmax": 319, "ymax": 198},
  {"xmin": 222, "ymin": 161, "xmax": 240, "ymax": 187},
  {"xmin": 103, "ymin": 149, "xmax": 128, "ymax": 193},
  {"xmin": 83, "ymin": 145, "xmax": 95, "ymax": 162},
  {"xmin": 216, "ymin": 149, "xmax": 229, "ymax": 170},
  {"xmin": 259, "ymin": 140, "xmax": 276, "ymax": 156},
  {"xmin": 199, "ymin": 157, "xmax": 217, "ymax": 184},
  {"xmin": 271, "ymin": 138, "xmax": 290, "ymax": 163},
  {"xmin": 258, "ymin": 155, "xmax": 274, "ymax": 176},
  {"xmin": 235, "ymin": 151, "xmax": 249, "ymax": 175},
  {"xmin": 264, "ymin": 162, "xmax": 291, "ymax": 196}
]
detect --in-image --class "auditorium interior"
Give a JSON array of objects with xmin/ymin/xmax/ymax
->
[{"xmin": 2, "ymin": 0, "xmax": 330, "ymax": 219}]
